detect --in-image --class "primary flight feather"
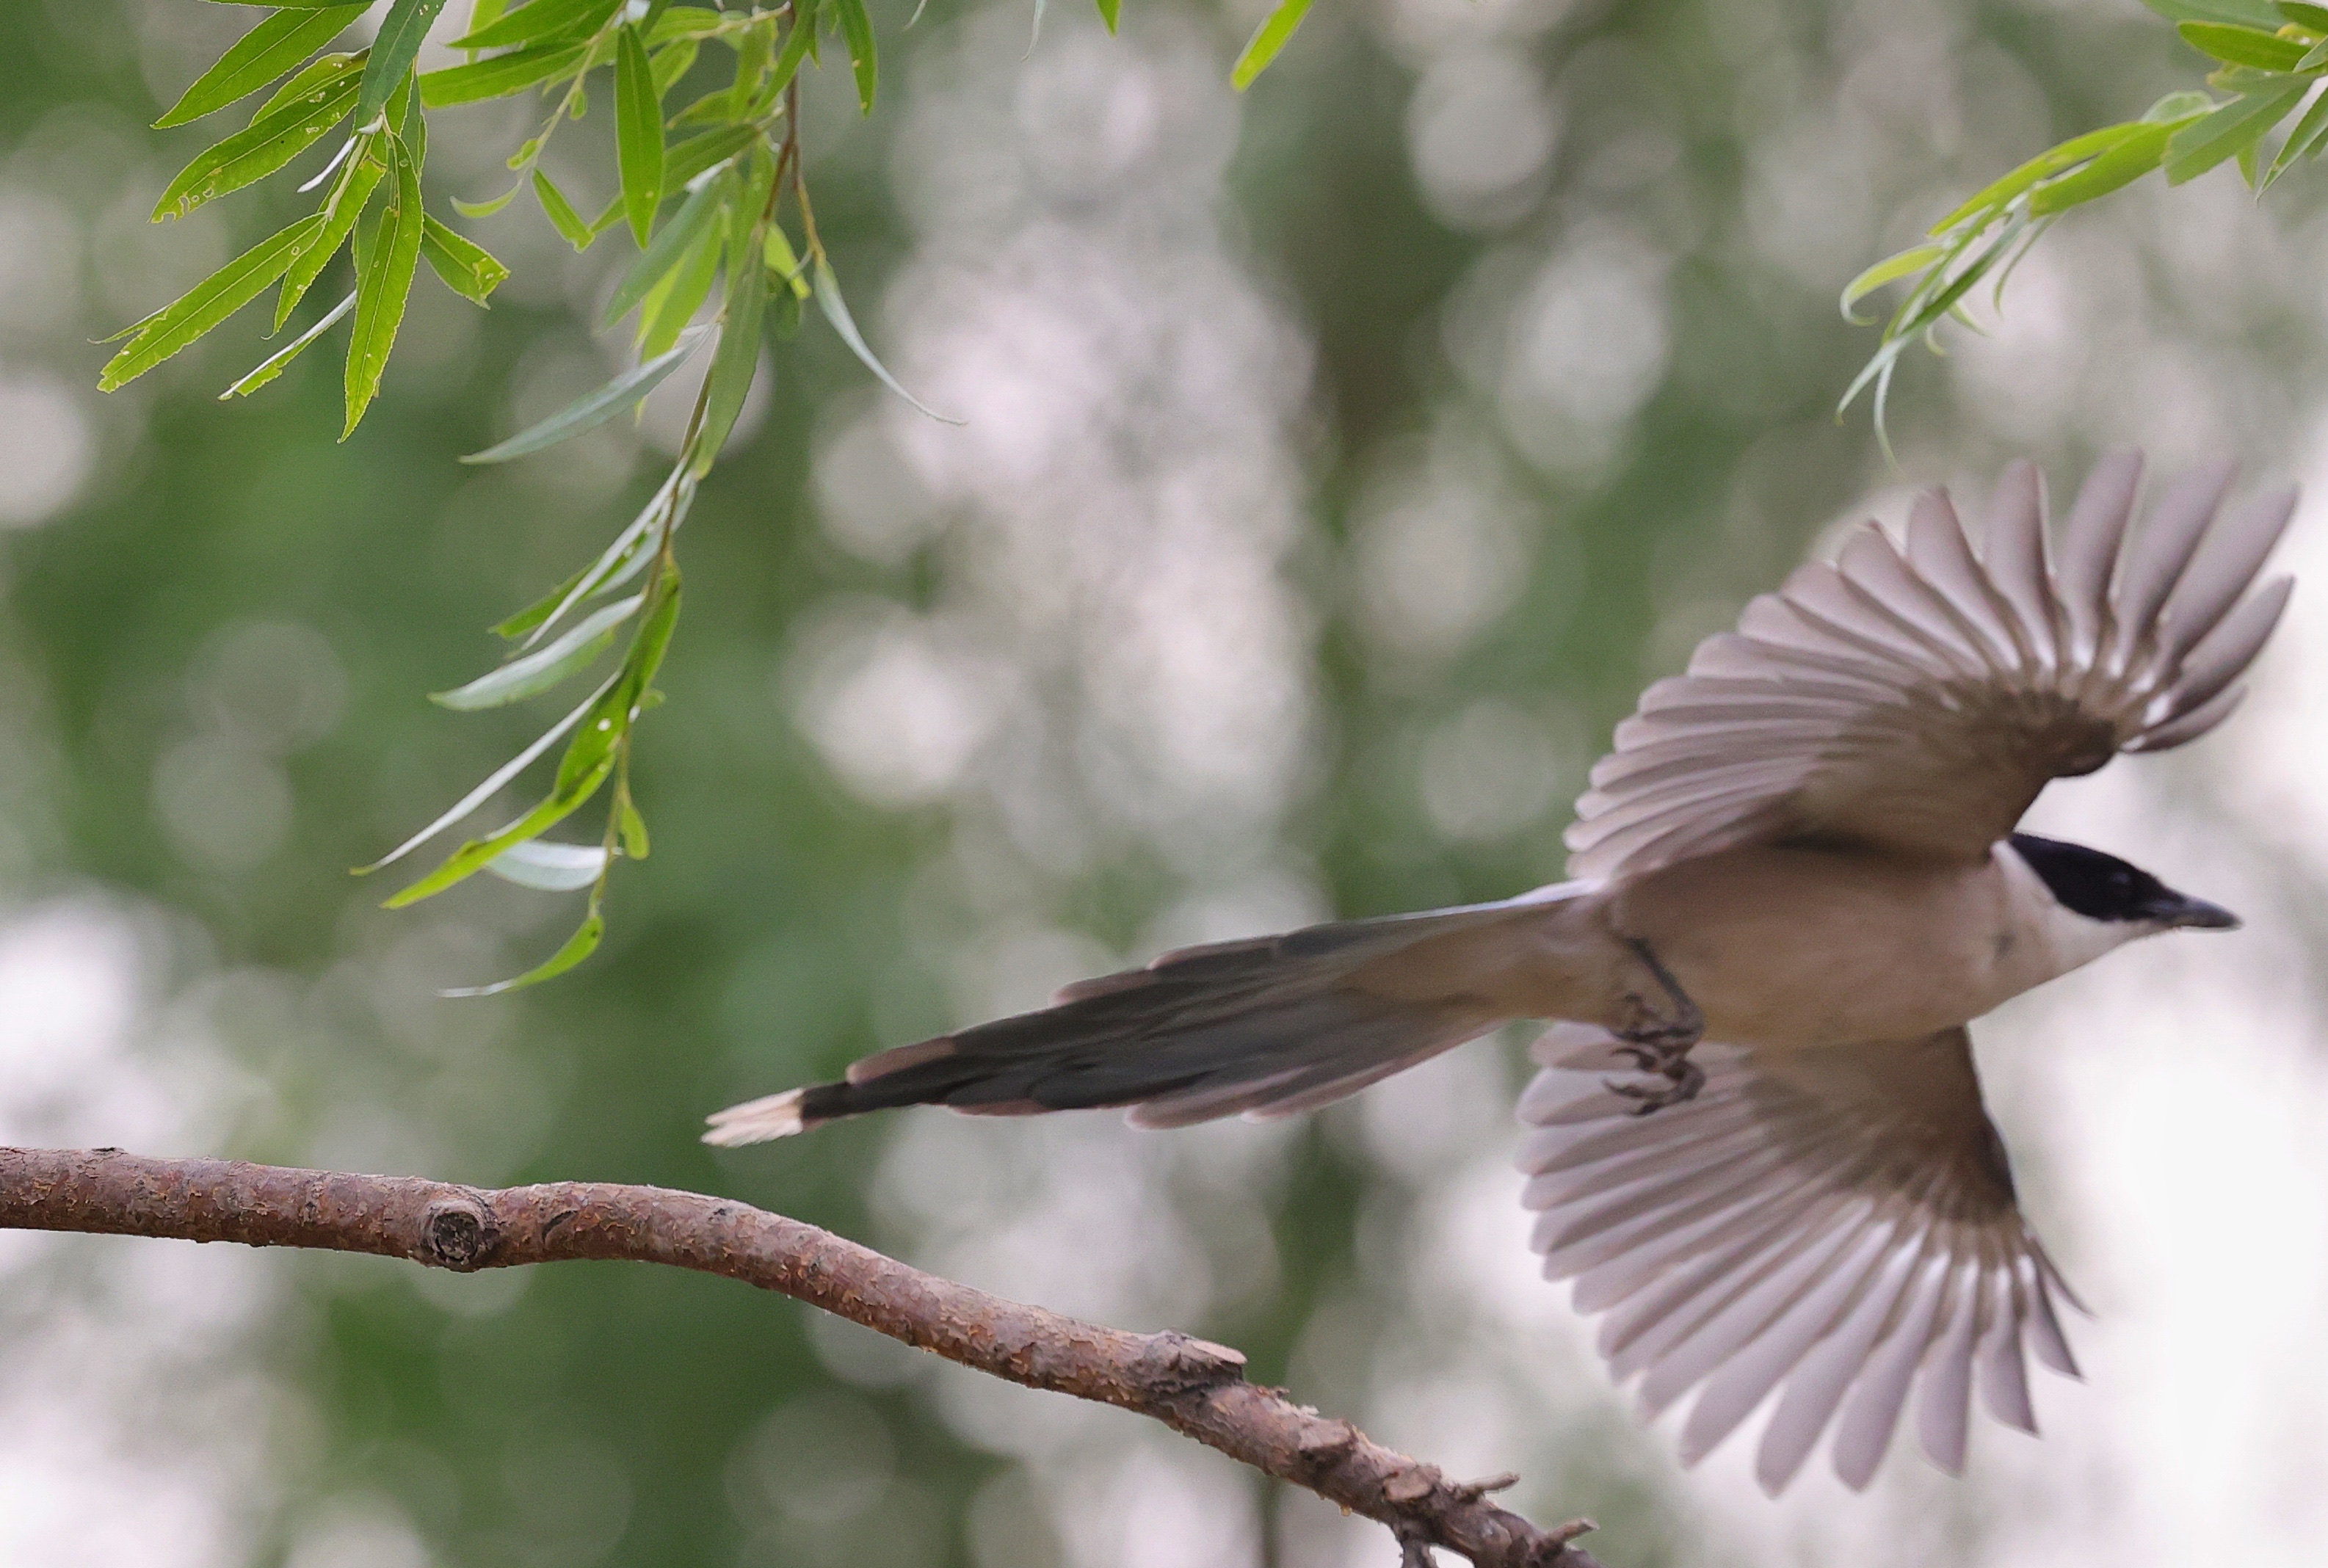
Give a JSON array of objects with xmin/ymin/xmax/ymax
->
[{"xmin": 708, "ymin": 451, "xmax": 2296, "ymax": 1492}]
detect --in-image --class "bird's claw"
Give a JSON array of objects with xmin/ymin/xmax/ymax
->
[
  {"xmin": 1603, "ymin": 1052, "xmax": 1705, "ymax": 1115},
  {"xmin": 1606, "ymin": 937, "xmax": 1705, "ymax": 1115}
]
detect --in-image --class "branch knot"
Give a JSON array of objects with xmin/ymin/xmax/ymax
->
[{"xmin": 419, "ymin": 1195, "xmax": 498, "ymax": 1271}]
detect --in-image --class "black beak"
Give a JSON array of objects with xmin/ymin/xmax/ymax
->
[{"xmin": 2149, "ymin": 892, "xmax": 2241, "ymax": 931}]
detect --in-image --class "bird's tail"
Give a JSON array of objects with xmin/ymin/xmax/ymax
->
[{"xmin": 703, "ymin": 884, "xmax": 1589, "ymax": 1145}]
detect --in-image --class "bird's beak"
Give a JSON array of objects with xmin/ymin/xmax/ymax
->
[{"xmin": 2150, "ymin": 893, "xmax": 2241, "ymax": 931}]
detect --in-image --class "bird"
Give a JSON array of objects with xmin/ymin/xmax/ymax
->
[{"xmin": 706, "ymin": 451, "xmax": 2296, "ymax": 1494}]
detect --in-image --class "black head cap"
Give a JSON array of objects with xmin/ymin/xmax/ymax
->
[{"xmin": 2009, "ymin": 833, "xmax": 2240, "ymax": 929}]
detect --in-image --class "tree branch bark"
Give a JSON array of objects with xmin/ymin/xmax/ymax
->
[{"xmin": 0, "ymin": 1147, "xmax": 1606, "ymax": 1568}]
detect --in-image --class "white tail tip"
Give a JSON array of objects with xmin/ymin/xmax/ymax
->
[{"xmin": 702, "ymin": 1087, "xmax": 808, "ymax": 1146}]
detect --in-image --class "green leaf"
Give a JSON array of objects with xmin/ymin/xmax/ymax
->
[
  {"xmin": 343, "ymin": 132, "xmax": 426, "ymax": 437},
  {"xmin": 432, "ymin": 594, "xmax": 642, "ymax": 708},
  {"xmin": 651, "ymin": 36, "xmax": 700, "ymax": 95},
  {"xmin": 1840, "ymin": 244, "xmax": 1943, "ymax": 323},
  {"xmin": 602, "ymin": 173, "xmax": 725, "ymax": 326},
  {"xmin": 1095, "ymin": 0, "xmax": 1121, "ymax": 33},
  {"xmin": 383, "ymin": 769, "xmax": 613, "ymax": 907},
  {"xmin": 2145, "ymin": 88, "xmax": 2222, "ymax": 122},
  {"xmin": 275, "ymin": 136, "xmax": 386, "ymax": 327},
  {"xmin": 452, "ymin": 0, "xmax": 621, "ymax": 48},
  {"xmin": 465, "ymin": 0, "xmax": 511, "ymax": 45},
  {"xmin": 421, "ymin": 214, "xmax": 510, "ymax": 302},
  {"xmin": 692, "ymin": 253, "xmax": 764, "ymax": 474},
  {"xmin": 440, "ymin": 905, "xmax": 605, "ymax": 995},
  {"xmin": 831, "ymin": 0, "xmax": 878, "ymax": 112},
  {"xmin": 615, "ymin": 24, "xmax": 665, "ymax": 245},
  {"xmin": 2266, "ymin": 82, "xmax": 2328, "ymax": 182},
  {"xmin": 726, "ymin": 18, "xmax": 772, "ymax": 117},
  {"xmin": 359, "ymin": 671, "xmax": 617, "ymax": 874},
  {"xmin": 2139, "ymin": 0, "xmax": 2282, "ymax": 22},
  {"xmin": 156, "ymin": 5, "xmax": 369, "ymax": 128},
  {"xmin": 359, "ymin": 0, "xmax": 450, "ymax": 126},
  {"xmin": 813, "ymin": 257, "xmax": 962, "ymax": 423},
  {"xmin": 618, "ymin": 796, "xmax": 650, "ymax": 858},
  {"xmin": 2280, "ymin": 2, "xmax": 2328, "ymax": 30},
  {"xmin": 769, "ymin": 0, "xmax": 819, "ymax": 100},
  {"xmin": 153, "ymin": 52, "xmax": 365, "ymax": 220},
  {"xmin": 2028, "ymin": 120, "xmax": 2177, "ymax": 214},
  {"xmin": 534, "ymin": 168, "xmax": 597, "ymax": 248},
  {"xmin": 220, "ymin": 287, "xmax": 356, "ymax": 398},
  {"xmin": 1926, "ymin": 122, "xmax": 2143, "ymax": 235},
  {"xmin": 637, "ymin": 214, "xmax": 725, "ymax": 357},
  {"xmin": 480, "ymin": 840, "xmax": 609, "ymax": 891},
  {"xmin": 420, "ymin": 39, "xmax": 587, "ymax": 105},
  {"xmin": 98, "ymin": 214, "xmax": 325, "ymax": 390},
  {"xmin": 502, "ymin": 466, "xmax": 694, "ymax": 645},
  {"xmin": 2177, "ymin": 20, "xmax": 2316, "ymax": 72},
  {"xmin": 1230, "ymin": 0, "xmax": 1310, "ymax": 90},
  {"xmin": 665, "ymin": 122, "xmax": 758, "ymax": 189},
  {"xmin": 2164, "ymin": 81, "xmax": 2308, "ymax": 181},
  {"xmin": 463, "ymin": 327, "xmax": 710, "ymax": 462}
]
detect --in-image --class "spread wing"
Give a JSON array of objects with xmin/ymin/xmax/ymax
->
[
  {"xmin": 1566, "ymin": 452, "xmax": 2296, "ymax": 879},
  {"xmin": 1516, "ymin": 1023, "xmax": 2080, "ymax": 1494}
]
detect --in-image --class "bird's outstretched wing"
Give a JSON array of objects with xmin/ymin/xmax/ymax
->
[
  {"xmin": 1566, "ymin": 452, "xmax": 2295, "ymax": 879},
  {"xmin": 1517, "ymin": 1023, "xmax": 2079, "ymax": 1494}
]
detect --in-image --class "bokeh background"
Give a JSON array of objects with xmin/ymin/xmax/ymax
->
[{"xmin": 4, "ymin": 0, "xmax": 2328, "ymax": 1564}]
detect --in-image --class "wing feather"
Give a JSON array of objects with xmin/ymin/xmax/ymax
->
[
  {"xmin": 1518, "ymin": 1024, "xmax": 2076, "ymax": 1491},
  {"xmin": 1567, "ymin": 453, "xmax": 2295, "ymax": 878}
]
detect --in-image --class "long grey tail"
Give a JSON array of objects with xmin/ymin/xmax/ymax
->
[{"xmin": 703, "ymin": 888, "xmax": 1581, "ymax": 1146}]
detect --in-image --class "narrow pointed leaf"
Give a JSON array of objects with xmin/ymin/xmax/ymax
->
[
  {"xmin": 277, "ymin": 137, "xmax": 386, "ymax": 327},
  {"xmin": 153, "ymin": 53, "xmax": 365, "ymax": 220},
  {"xmin": 1230, "ymin": 0, "xmax": 1310, "ymax": 90},
  {"xmin": 510, "ymin": 466, "xmax": 692, "ymax": 646},
  {"xmin": 221, "ymin": 288, "xmax": 356, "ymax": 398},
  {"xmin": 601, "ymin": 174, "xmax": 725, "ymax": 326},
  {"xmin": 2028, "ymin": 121, "xmax": 2175, "ymax": 213},
  {"xmin": 2280, "ymin": 2, "xmax": 2328, "ymax": 30},
  {"xmin": 664, "ymin": 123, "xmax": 757, "ymax": 190},
  {"xmin": 420, "ymin": 39, "xmax": 587, "ymax": 105},
  {"xmin": 452, "ymin": 0, "xmax": 621, "ymax": 48},
  {"xmin": 358, "ymin": 0, "xmax": 450, "ymax": 126},
  {"xmin": 358, "ymin": 672, "xmax": 617, "ymax": 873},
  {"xmin": 692, "ymin": 255, "xmax": 764, "ymax": 474},
  {"xmin": 618, "ymin": 797, "xmax": 650, "ymax": 858},
  {"xmin": 420, "ymin": 215, "xmax": 510, "ymax": 302},
  {"xmin": 98, "ymin": 214, "xmax": 324, "ymax": 390},
  {"xmin": 480, "ymin": 840, "xmax": 609, "ymax": 891},
  {"xmin": 1840, "ymin": 244, "xmax": 1943, "ymax": 323},
  {"xmin": 2164, "ymin": 83, "xmax": 2307, "ymax": 182},
  {"xmin": 343, "ymin": 133, "xmax": 426, "ymax": 436},
  {"xmin": 2177, "ymin": 20, "xmax": 2313, "ymax": 72},
  {"xmin": 831, "ymin": 0, "xmax": 878, "ymax": 112},
  {"xmin": 2267, "ymin": 82, "xmax": 2328, "ymax": 182},
  {"xmin": 769, "ymin": 0, "xmax": 819, "ymax": 99},
  {"xmin": 1094, "ymin": 0, "xmax": 1122, "ymax": 30},
  {"xmin": 637, "ymin": 217, "xmax": 725, "ymax": 357},
  {"xmin": 382, "ymin": 764, "xmax": 613, "ymax": 906},
  {"xmin": 429, "ymin": 594, "xmax": 642, "ymax": 708},
  {"xmin": 1926, "ymin": 123, "xmax": 2142, "ymax": 234},
  {"xmin": 157, "ymin": 5, "xmax": 369, "ymax": 127},
  {"xmin": 532, "ymin": 169, "xmax": 596, "ymax": 249},
  {"xmin": 463, "ymin": 325, "xmax": 710, "ymax": 462},
  {"xmin": 813, "ymin": 258, "xmax": 961, "ymax": 423},
  {"xmin": 615, "ymin": 23, "xmax": 665, "ymax": 244},
  {"xmin": 439, "ymin": 907, "xmax": 604, "ymax": 994}
]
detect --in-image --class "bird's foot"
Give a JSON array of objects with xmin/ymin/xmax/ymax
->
[
  {"xmin": 1605, "ymin": 937, "xmax": 1705, "ymax": 1116},
  {"xmin": 1605, "ymin": 1048, "xmax": 1706, "ymax": 1115}
]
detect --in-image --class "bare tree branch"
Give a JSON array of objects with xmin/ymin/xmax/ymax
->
[{"xmin": 0, "ymin": 1146, "xmax": 1607, "ymax": 1568}]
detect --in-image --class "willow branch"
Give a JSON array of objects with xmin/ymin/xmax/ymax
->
[{"xmin": 0, "ymin": 1147, "xmax": 1606, "ymax": 1568}]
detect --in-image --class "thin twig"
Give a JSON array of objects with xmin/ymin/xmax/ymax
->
[{"xmin": 0, "ymin": 1147, "xmax": 1606, "ymax": 1568}]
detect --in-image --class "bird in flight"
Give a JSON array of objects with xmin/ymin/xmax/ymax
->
[{"xmin": 708, "ymin": 451, "xmax": 2295, "ymax": 1493}]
